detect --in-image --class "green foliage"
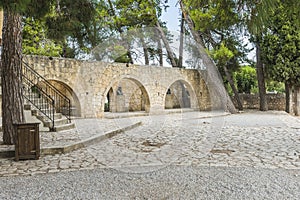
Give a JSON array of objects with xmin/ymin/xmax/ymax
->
[
  {"xmin": 23, "ymin": 17, "xmax": 62, "ymax": 57},
  {"xmin": 184, "ymin": 0, "xmax": 251, "ymax": 69},
  {"xmin": 0, "ymin": 0, "xmax": 52, "ymax": 17},
  {"xmin": 114, "ymin": 0, "xmax": 157, "ymax": 27},
  {"xmin": 234, "ymin": 66, "xmax": 257, "ymax": 94},
  {"xmin": 111, "ymin": 45, "xmax": 131, "ymax": 63},
  {"xmin": 232, "ymin": 65, "xmax": 285, "ymax": 94},
  {"xmin": 261, "ymin": 1, "xmax": 300, "ymax": 86},
  {"xmin": 238, "ymin": 0, "xmax": 300, "ymax": 35},
  {"xmin": 0, "ymin": 0, "xmax": 31, "ymax": 13},
  {"xmin": 210, "ymin": 43, "xmax": 234, "ymax": 65},
  {"xmin": 1, "ymin": 0, "xmax": 98, "ymax": 57},
  {"xmin": 266, "ymin": 81, "xmax": 285, "ymax": 93},
  {"xmin": 188, "ymin": 0, "xmax": 238, "ymax": 33},
  {"xmin": 45, "ymin": 0, "xmax": 96, "ymax": 41}
]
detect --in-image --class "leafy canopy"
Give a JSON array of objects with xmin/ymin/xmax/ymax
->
[
  {"xmin": 261, "ymin": 1, "xmax": 300, "ymax": 86},
  {"xmin": 23, "ymin": 17, "xmax": 62, "ymax": 57}
]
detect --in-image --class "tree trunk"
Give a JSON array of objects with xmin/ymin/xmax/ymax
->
[
  {"xmin": 285, "ymin": 82, "xmax": 291, "ymax": 113},
  {"xmin": 156, "ymin": 21, "xmax": 177, "ymax": 68},
  {"xmin": 1, "ymin": 9, "xmax": 25, "ymax": 145},
  {"xmin": 180, "ymin": 2, "xmax": 237, "ymax": 113},
  {"xmin": 223, "ymin": 65, "xmax": 243, "ymax": 111},
  {"xmin": 178, "ymin": 12, "xmax": 184, "ymax": 68},
  {"xmin": 294, "ymin": 86, "xmax": 300, "ymax": 116},
  {"xmin": 0, "ymin": 9, "xmax": 3, "ymax": 45},
  {"xmin": 107, "ymin": 0, "xmax": 133, "ymax": 64},
  {"xmin": 157, "ymin": 38, "xmax": 163, "ymax": 66},
  {"xmin": 155, "ymin": 27, "xmax": 164, "ymax": 66},
  {"xmin": 255, "ymin": 42, "xmax": 268, "ymax": 111},
  {"xmin": 140, "ymin": 35, "xmax": 149, "ymax": 65}
]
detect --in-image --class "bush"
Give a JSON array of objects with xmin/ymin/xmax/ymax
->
[{"xmin": 234, "ymin": 66, "xmax": 257, "ymax": 94}]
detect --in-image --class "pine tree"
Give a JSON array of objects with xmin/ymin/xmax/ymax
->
[
  {"xmin": 0, "ymin": 0, "xmax": 95, "ymax": 144},
  {"xmin": 1, "ymin": 6, "xmax": 25, "ymax": 144}
]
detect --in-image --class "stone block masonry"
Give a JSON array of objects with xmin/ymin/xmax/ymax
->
[
  {"xmin": 21, "ymin": 55, "xmax": 212, "ymax": 118},
  {"xmin": 232, "ymin": 93, "xmax": 286, "ymax": 111}
]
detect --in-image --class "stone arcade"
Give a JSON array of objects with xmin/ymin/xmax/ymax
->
[{"xmin": 23, "ymin": 55, "xmax": 212, "ymax": 118}]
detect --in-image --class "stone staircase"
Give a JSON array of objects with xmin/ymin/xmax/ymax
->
[
  {"xmin": 24, "ymin": 98, "xmax": 75, "ymax": 132},
  {"xmin": 22, "ymin": 60, "xmax": 75, "ymax": 132}
]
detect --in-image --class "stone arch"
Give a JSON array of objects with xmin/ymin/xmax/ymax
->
[
  {"xmin": 164, "ymin": 79, "xmax": 198, "ymax": 110},
  {"xmin": 38, "ymin": 79, "xmax": 82, "ymax": 116},
  {"xmin": 104, "ymin": 87, "xmax": 114, "ymax": 112},
  {"xmin": 102, "ymin": 76, "xmax": 151, "ymax": 113}
]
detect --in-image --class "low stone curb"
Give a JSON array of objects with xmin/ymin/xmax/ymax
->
[{"xmin": 0, "ymin": 121, "xmax": 142, "ymax": 158}]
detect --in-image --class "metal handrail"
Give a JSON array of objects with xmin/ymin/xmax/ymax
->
[
  {"xmin": 22, "ymin": 60, "xmax": 71, "ymax": 128},
  {"xmin": 22, "ymin": 76, "xmax": 55, "ymax": 130}
]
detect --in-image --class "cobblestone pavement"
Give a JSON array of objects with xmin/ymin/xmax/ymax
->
[{"xmin": 0, "ymin": 110, "xmax": 300, "ymax": 177}]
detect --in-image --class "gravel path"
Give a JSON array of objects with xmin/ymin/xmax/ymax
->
[{"xmin": 0, "ymin": 165, "xmax": 299, "ymax": 199}]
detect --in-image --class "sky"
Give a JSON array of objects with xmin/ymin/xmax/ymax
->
[{"xmin": 161, "ymin": 0, "xmax": 181, "ymax": 32}]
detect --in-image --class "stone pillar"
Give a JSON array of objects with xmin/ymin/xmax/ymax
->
[
  {"xmin": 116, "ymin": 95, "xmax": 126, "ymax": 112},
  {"xmin": 165, "ymin": 94, "xmax": 173, "ymax": 109}
]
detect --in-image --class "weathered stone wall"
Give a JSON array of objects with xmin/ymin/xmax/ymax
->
[
  {"xmin": 22, "ymin": 55, "xmax": 212, "ymax": 118},
  {"xmin": 46, "ymin": 80, "xmax": 81, "ymax": 116},
  {"xmin": 165, "ymin": 81, "xmax": 191, "ymax": 109},
  {"xmin": 114, "ymin": 79, "xmax": 148, "ymax": 112},
  {"xmin": 232, "ymin": 93, "xmax": 286, "ymax": 110}
]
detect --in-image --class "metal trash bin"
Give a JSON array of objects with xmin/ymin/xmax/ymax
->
[{"xmin": 14, "ymin": 123, "xmax": 40, "ymax": 161}]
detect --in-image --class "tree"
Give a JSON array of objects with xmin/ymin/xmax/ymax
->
[
  {"xmin": 210, "ymin": 43, "xmax": 243, "ymax": 110},
  {"xmin": 261, "ymin": 0, "xmax": 300, "ymax": 114},
  {"xmin": 234, "ymin": 66, "xmax": 257, "ymax": 94},
  {"xmin": 239, "ymin": 0, "xmax": 300, "ymax": 112},
  {"xmin": 178, "ymin": 13, "xmax": 185, "ymax": 68},
  {"xmin": 180, "ymin": 0, "xmax": 250, "ymax": 111},
  {"xmin": 23, "ymin": 17, "xmax": 62, "ymax": 57},
  {"xmin": 235, "ymin": 0, "xmax": 282, "ymax": 111},
  {"xmin": 1, "ymin": 6, "xmax": 25, "ymax": 144},
  {"xmin": 0, "ymin": 9, "xmax": 2, "ymax": 44},
  {"xmin": 255, "ymin": 38, "xmax": 268, "ymax": 111},
  {"xmin": 155, "ymin": 20, "xmax": 178, "ymax": 67},
  {"xmin": 0, "ymin": 0, "xmax": 96, "ymax": 144},
  {"xmin": 180, "ymin": 0, "xmax": 238, "ymax": 113},
  {"xmin": 89, "ymin": 0, "xmax": 179, "ymax": 66}
]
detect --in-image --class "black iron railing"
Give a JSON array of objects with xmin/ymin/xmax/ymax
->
[
  {"xmin": 22, "ymin": 76, "xmax": 56, "ymax": 130},
  {"xmin": 22, "ymin": 60, "xmax": 71, "ymax": 130}
]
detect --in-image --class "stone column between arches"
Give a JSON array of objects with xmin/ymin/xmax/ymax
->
[{"xmin": 23, "ymin": 56, "xmax": 212, "ymax": 118}]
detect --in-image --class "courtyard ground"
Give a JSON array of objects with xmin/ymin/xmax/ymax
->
[{"xmin": 0, "ymin": 110, "xmax": 299, "ymax": 199}]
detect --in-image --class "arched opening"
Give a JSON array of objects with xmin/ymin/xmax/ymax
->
[
  {"xmin": 165, "ymin": 80, "xmax": 194, "ymax": 110},
  {"xmin": 104, "ymin": 88, "xmax": 114, "ymax": 112},
  {"xmin": 105, "ymin": 78, "xmax": 150, "ymax": 113},
  {"xmin": 38, "ymin": 80, "xmax": 81, "ymax": 116}
]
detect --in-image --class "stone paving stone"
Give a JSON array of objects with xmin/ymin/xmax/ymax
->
[{"xmin": 0, "ymin": 111, "xmax": 299, "ymax": 177}]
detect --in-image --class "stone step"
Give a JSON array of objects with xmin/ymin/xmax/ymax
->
[
  {"xmin": 32, "ymin": 108, "xmax": 55, "ymax": 116},
  {"xmin": 24, "ymin": 94, "xmax": 54, "ymax": 105},
  {"xmin": 54, "ymin": 122, "xmax": 76, "ymax": 132},
  {"xmin": 24, "ymin": 103, "xmax": 51, "ymax": 110},
  {"xmin": 22, "ymin": 94, "xmax": 76, "ymax": 132},
  {"xmin": 24, "ymin": 94, "xmax": 44, "ymax": 101},
  {"xmin": 44, "ymin": 117, "xmax": 69, "ymax": 128},
  {"xmin": 36, "ymin": 112, "xmax": 62, "ymax": 121},
  {"xmin": 24, "ymin": 110, "xmax": 49, "ymax": 132}
]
